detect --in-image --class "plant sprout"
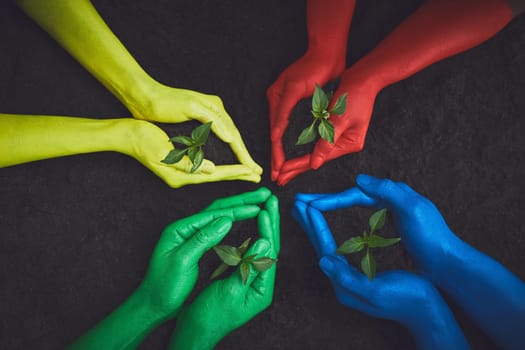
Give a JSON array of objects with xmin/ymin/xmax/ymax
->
[
  {"xmin": 336, "ymin": 209, "xmax": 400, "ymax": 281},
  {"xmin": 296, "ymin": 84, "xmax": 348, "ymax": 145},
  {"xmin": 161, "ymin": 122, "xmax": 212, "ymax": 173},
  {"xmin": 211, "ymin": 238, "xmax": 277, "ymax": 284}
]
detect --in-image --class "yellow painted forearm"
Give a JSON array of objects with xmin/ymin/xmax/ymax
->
[
  {"xmin": 0, "ymin": 114, "xmax": 131, "ymax": 168},
  {"xmin": 16, "ymin": 0, "xmax": 155, "ymax": 114}
]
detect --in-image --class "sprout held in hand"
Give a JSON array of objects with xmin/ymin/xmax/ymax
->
[
  {"xmin": 336, "ymin": 209, "xmax": 400, "ymax": 281},
  {"xmin": 162, "ymin": 122, "xmax": 212, "ymax": 172},
  {"xmin": 211, "ymin": 238, "xmax": 277, "ymax": 284},
  {"xmin": 296, "ymin": 84, "xmax": 348, "ymax": 145}
]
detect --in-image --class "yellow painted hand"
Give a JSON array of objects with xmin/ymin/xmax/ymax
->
[
  {"xmin": 16, "ymin": 0, "xmax": 262, "ymax": 175},
  {"xmin": 124, "ymin": 119, "xmax": 261, "ymax": 187},
  {"xmin": 131, "ymin": 83, "xmax": 263, "ymax": 175}
]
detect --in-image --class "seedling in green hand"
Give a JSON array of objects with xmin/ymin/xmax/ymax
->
[
  {"xmin": 211, "ymin": 238, "xmax": 277, "ymax": 284},
  {"xmin": 296, "ymin": 84, "xmax": 348, "ymax": 145},
  {"xmin": 161, "ymin": 122, "xmax": 212, "ymax": 172},
  {"xmin": 336, "ymin": 209, "xmax": 400, "ymax": 281}
]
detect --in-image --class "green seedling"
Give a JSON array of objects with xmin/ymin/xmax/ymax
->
[
  {"xmin": 336, "ymin": 209, "xmax": 400, "ymax": 281},
  {"xmin": 161, "ymin": 122, "xmax": 212, "ymax": 172},
  {"xmin": 211, "ymin": 238, "xmax": 277, "ymax": 285},
  {"xmin": 296, "ymin": 84, "xmax": 348, "ymax": 145}
]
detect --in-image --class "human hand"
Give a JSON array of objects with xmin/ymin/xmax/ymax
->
[
  {"xmin": 130, "ymin": 83, "xmax": 262, "ymax": 175},
  {"xmin": 267, "ymin": 51, "xmax": 346, "ymax": 180},
  {"xmin": 136, "ymin": 204, "xmax": 261, "ymax": 321},
  {"xmin": 304, "ymin": 174, "xmax": 462, "ymax": 277},
  {"xmin": 121, "ymin": 119, "xmax": 261, "ymax": 188},
  {"xmin": 318, "ymin": 255, "xmax": 469, "ymax": 349},
  {"xmin": 275, "ymin": 70, "xmax": 380, "ymax": 186},
  {"xmin": 168, "ymin": 198, "xmax": 280, "ymax": 350},
  {"xmin": 292, "ymin": 199, "xmax": 469, "ymax": 349}
]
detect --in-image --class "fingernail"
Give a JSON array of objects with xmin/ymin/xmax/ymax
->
[
  {"xmin": 356, "ymin": 173, "xmax": 373, "ymax": 185},
  {"xmin": 253, "ymin": 164, "xmax": 263, "ymax": 175},
  {"xmin": 319, "ymin": 257, "xmax": 334, "ymax": 274},
  {"xmin": 201, "ymin": 161, "xmax": 215, "ymax": 174},
  {"xmin": 254, "ymin": 239, "xmax": 270, "ymax": 253}
]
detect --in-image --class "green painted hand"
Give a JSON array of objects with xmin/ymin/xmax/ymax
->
[
  {"xmin": 69, "ymin": 204, "xmax": 261, "ymax": 350},
  {"xmin": 168, "ymin": 197, "xmax": 280, "ymax": 349}
]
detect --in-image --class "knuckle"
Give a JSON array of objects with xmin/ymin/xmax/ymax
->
[
  {"xmin": 407, "ymin": 196, "xmax": 430, "ymax": 215},
  {"xmin": 193, "ymin": 229, "xmax": 209, "ymax": 245},
  {"xmin": 209, "ymin": 95, "xmax": 223, "ymax": 107}
]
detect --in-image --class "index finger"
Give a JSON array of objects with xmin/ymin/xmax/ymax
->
[
  {"xmin": 164, "ymin": 205, "xmax": 261, "ymax": 242},
  {"xmin": 202, "ymin": 187, "xmax": 271, "ymax": 212},
  {"xmin": 308, "ymin": 206, "xmax": 337, "ymax": 256},
  {"xmin": 291, "ymin": 201, "xmax": 326, "ymax": 257},
  {"xmin": 309, "ymin": 187, "xmax": 378, "ymax": 211}
]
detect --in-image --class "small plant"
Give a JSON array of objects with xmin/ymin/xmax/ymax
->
[
  {"xmin": 336, "ymin": 209, "xmax": 400, "ymax": 281},
  {"xmin": 211, "ymin": 238, "xmax": 277, "ymax": 284},
  {"xmin": 161, "ymin": 122, "xmax": 212, "ymax": 172},
  {"xmin": 296, "ymin": 84, "xmax": 348, "ymax": 145}
]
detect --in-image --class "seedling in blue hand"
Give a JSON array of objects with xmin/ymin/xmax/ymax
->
[{"xmin": 336, "ymin": 209, "xmax": 400, "ymax": 281}]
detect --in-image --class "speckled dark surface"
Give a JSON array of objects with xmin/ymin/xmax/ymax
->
[{"xmin": 0, "ymin": 1, "xmax": 524, "ymax": 349}]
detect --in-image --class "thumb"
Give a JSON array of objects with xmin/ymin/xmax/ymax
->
[
  {"xmin": 179, "ymin": 217, "xmax": 233, "ymax": 265},
  {"xmin": 319, "ymin": 255, "xmax": 356, "ymax": 289},
  {"xmin": 319, "ymin": 255, "xmax": 370, "ymax": 297}
]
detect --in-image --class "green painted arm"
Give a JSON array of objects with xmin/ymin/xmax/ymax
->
[
  {"xmin": 69, "ymin": 203, "xmax": 264, "ymax": 349},
  {"xmin": 169, "ymin": 195, "xmax": 280, "ymax": 349},
  {"xmin": 15, "ymin": 0, "xmax": 262, "ymax": 174},
  {"xmin": 0, "ymin": 114, "xmax": 260, "ymax": 187}
]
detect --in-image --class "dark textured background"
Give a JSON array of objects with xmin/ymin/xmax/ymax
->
[{"xmin": 1, "ymin": 1, "xmax": 524, "ymax": 349}]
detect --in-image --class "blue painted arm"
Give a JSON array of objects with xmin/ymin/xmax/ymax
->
[{"xmin": 304, "ymin": 174, "xmax": 525, "ymax": 350}]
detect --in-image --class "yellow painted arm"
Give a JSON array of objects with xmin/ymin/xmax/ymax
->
[{"xmin": 0, "ymin": 114, "xmax": 260, "ymax": 187}]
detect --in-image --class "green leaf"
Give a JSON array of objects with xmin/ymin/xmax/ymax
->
[
  {"xmin": 238, "ymin": 237, "xmax": 252, "ymax": 255},
  {"xmin": 361, "ymin": 249, "xmax": 376, "ymax": 281},
  {"xmin": 169, "ymin": 135, "xmax": 194, "ymax": 146},
  {"xmin": 369, "ymin": 208, "xmax": 387, "ymax": 233},
  {"xmin": 336, "ymin": 237, "xmax": 366, "ymax": 255},
  {"xmin": 210, "ymin": 263, "xmax": 229, "ymax": 280},
  {"xmin": 312, "ymin": 84, "xmax": 329, "ymax": 113},
  {"xmin": 240, "ymin": 262, "xmax": 250, "ymax": 285},
  {"xmin": 191, "ymin": 122, "xmax": 212, "ymax": 145},
  {"xmin": 330, "ymin": 93, "xmax": 348, "ymax": 115},
  {"xmin": 161, "ymin": 148, "xmax": 187, "ymax": 164},
  {"xmin": 213, "ymin": 245, "xmax": 242, "ymax": 266},
  {"xmin": 311, "ymin": 110, "xmax": 322, "ymax": 119},
  {"xmin": 296, "ymin": 120, "xmax": 318, "ymax": 145},
  {"xmin": 367, "ymin": 235, "xmax": 401, "ymax": 248},
  {"xmin": 241, "ymin": 254, "xmax": 258, "ymax": 263},
  {"xmin": 190, "ymin": 148, "xmax": 204, "ymax": 173},
  {"xmin": 318, "ymin": 119, "xmax": 334, "ymax": 144},
  {"xmin": 251, "ymin": 257, "xmax": 277, "ymax": 272},
  {"xmin": 327, "ymin": 91, "xmax": 334, "ymax": 101},
  {"xmin": 187, "ymin": 147, "xmax": 197, "ymax": 162}
]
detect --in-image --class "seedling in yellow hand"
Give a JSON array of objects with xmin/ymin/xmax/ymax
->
[{"xmin": 162, "ymin": 122, "xmax": 212, "ymax": 172}]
